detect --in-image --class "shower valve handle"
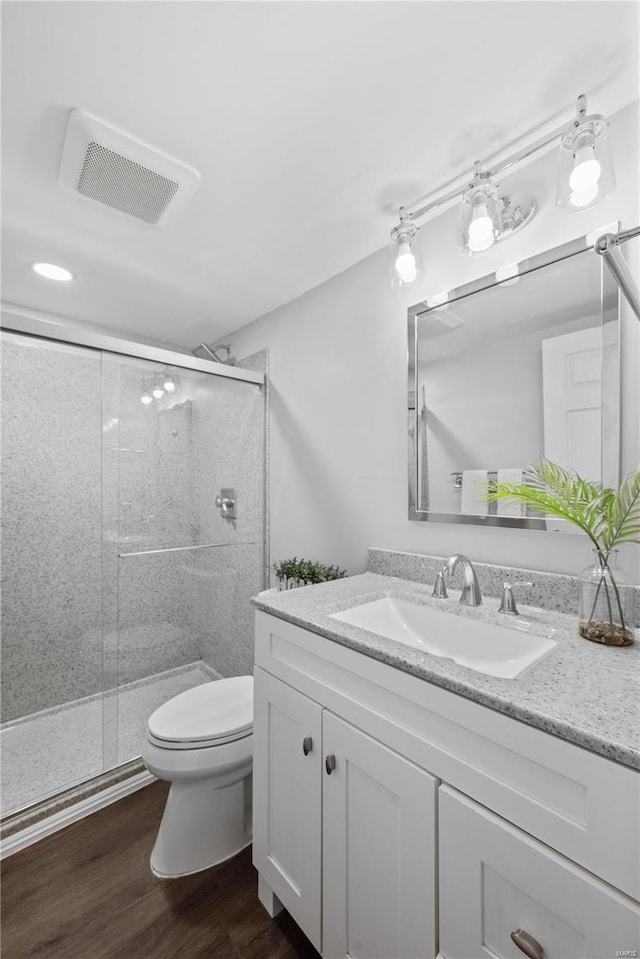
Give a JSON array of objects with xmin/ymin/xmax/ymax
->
[{"xmin": 215, "ymin": 488, "xmax": 237, "ymax": 520}]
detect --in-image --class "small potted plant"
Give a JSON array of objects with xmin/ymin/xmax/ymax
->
[
  {"xmin": 489, "ymin": 461, "xmax": 639, "ymax": 646},
  {"xmin": 272, "ymin": 558, "xmax": 347, "ymax": 590}
]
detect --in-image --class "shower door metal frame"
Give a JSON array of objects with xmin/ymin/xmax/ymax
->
[{"xmin": 1, "ymin": 305, "xmax": 265, "ymax": 385}]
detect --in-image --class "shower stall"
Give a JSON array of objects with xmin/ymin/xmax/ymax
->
[{"xmin": 0, "ymin": 318, "xmax": 266, "ymax": 829}]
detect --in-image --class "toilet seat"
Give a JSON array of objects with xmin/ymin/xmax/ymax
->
[
  {"xmin": 147, "ymin": 727, "xmax": 252, "ymax": 750},
  {"xmin": 147, "ymin": 677, "xmax": 253, "ymax": 751}
]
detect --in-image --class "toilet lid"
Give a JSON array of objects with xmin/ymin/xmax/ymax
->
[{"xmin": 148, "ymin": 676, "xmax": 253, "ymax": 745}]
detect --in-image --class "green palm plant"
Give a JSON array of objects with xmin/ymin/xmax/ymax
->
[{"xmin": 488, "ymin": 460, "xmax": 639, "ymax": 646}]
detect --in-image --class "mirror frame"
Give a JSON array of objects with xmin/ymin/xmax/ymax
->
[{"xmin": 408, "ymin": 231, "xmax": 621, "ymax": 529}]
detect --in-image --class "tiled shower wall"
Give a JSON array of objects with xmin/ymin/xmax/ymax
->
[
  {"xmin": 1, "ymin": 336, "xmax": 104, "ymax": 722},
  {"xmin": 1, "ymin": 334, "xmax": 265, "ymax": 723},
  {"xmin": 189, "ymin": 362, "xmax": 266, "ymax": 677}
]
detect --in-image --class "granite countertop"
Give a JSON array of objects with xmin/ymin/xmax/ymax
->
[{"xmin": 252, "ymin": 572, "xmax": 640, "ymax": 771}]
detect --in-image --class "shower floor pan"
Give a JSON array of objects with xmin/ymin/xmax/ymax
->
[{"xmin": 0, "ymin": 661, "xmax": 220, "ymax": 819}]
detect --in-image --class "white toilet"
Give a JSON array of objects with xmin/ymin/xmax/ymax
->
[{"xmin": 141, "ymin": 675, "xmax": 253, "ymax": 878}]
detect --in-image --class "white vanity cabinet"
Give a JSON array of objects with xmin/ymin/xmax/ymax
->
[
  {"xmin": 253, "ymin": 610, "xmax": 640, "ymax": 959},
  {"xmin": 253, "ymin": 666, "xmax": 437, "ymax": 958}
]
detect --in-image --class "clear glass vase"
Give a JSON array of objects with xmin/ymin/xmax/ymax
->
[{"xmin": 578, "ymin": 550, "xmax": 634, "ymax": 646}]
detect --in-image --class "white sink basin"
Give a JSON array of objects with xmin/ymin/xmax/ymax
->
[{"xmin": 330, "ymin": 597, "xmax": 556, "ymax": 679}]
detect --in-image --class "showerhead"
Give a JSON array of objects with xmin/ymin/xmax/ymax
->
[{"xmin": 192, "ymin": 343, "xmax": 236, "ymax": 366}]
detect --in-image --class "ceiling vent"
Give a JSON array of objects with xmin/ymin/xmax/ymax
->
[{"xmin": 58, "ymin": 109, "xmax": 199, "ymax": 226}]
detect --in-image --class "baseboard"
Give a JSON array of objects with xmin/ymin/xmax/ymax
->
[{"xmin": 0, "ymin": 770, "xmax": 155, "ymax": 859}]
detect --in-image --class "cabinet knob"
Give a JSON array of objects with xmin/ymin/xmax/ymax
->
[
  {"xmin": 302, "ymin": 736, "xmax": 313, "ymax": 756},
  {"xmin": 325, "ymin": 754, "xmax": 336, "ymax": 775},
  {"xmin": 511, "ymin": 929, "xmax": 544, "ymax": 959}
]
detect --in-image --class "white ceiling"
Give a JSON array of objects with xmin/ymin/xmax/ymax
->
[{"xmin": 2, "ymin": 1, "xmax": 638, "ymax": 352}]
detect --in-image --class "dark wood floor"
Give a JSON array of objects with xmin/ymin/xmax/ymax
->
[{"xmin": 1, "ymin": 781, "xmax": 320, "ymax": 959}]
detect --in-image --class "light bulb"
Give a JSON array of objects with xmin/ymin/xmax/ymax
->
[
  {"xmin": 152, "ymin": 387, "xmax": 164, "ymax": 399},
  {"xmin": 141, "ymin": 394, "xmax": 153, "ymax": 406},
  {"xmin": 468, "ymin": 202, "xmax": 495, "ymax": 251},
  {"xmin": 395, "ymin": 240, "xmax": 417, "ymax": 284},
  {"xmin": 163, "ymin": 378, "xmax": 177, "ymax": 393},
  {"xmin": 467, "ymin": 227, "xmax": 495, "ymax": 253},
  {"xmin": 569, "ymin": 185, "xmax": 599, "ymax": 208},
  {"xmin": 569, "ymin": 143, "xmax": 601, "ymax": 193}
]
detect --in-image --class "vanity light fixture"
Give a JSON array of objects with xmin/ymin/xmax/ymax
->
[
  {"xmin": 459, "ymin": 163, "xmax": 502, "ymax": 254},
  {"xmin": 31, "ymin": 261, "xmax": 75, "ymax": 282},
  {"xmin": 388, "ymin": 93, "xmax": 615, "ymax": 286},
  {"xmin": 389, "ymin": 208, "xmax": 421, "ymax": 287},
  {"xmin": 557, "ymin": 94, "xmax": 615, "ymax": 211}
]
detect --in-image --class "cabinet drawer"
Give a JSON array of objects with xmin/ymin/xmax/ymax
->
[{"xmin": 439, "ymin": 785, "xmax": 640, "ymax": 959}]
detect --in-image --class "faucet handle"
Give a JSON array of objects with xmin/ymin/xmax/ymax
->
[
  {"xmin": 498, "ymin": 581, "xmax": 533, "ymax": 616},
  {"xmin": 422, "ymin": 564, "xmax": 448, "ymax": 599}
]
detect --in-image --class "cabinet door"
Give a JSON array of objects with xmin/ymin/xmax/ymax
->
[
  {"xmin": 439, "ymin": 785, "xmax": 640, "ymax": 959},
  {"xmin": 253, "ymin": 667, "xmax": 323, "ymax": 950},
  {"xmin": 322, "ymin": 712, "xmax": 437, "ymax": 959}
]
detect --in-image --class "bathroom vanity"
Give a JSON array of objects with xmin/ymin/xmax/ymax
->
[{"xmin": 252, "ymin": 572, "xmax": 640, "ymax": 959}]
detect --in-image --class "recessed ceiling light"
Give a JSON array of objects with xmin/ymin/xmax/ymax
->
[{"xmin": 31, "ymin": 262, "xmax": 75, "ymax": 282}]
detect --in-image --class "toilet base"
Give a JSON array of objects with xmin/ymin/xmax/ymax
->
[{"xmin": 150, "ymin": 773, "xmax": 253, "ymax": 878}]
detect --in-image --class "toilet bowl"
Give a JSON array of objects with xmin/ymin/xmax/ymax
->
[{"xmin": 141, "ymin": 675, "xmax": 253, "ymax": 878}]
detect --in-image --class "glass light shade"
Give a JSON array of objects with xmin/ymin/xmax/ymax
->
[
  {"xmin": 152, "ymin": 386, "xmax": 164, "ymax": 399},
  {"xmin": 459, "ymin": 180, "xmax": 502, "ymax": 255},
  {"xmin": 389, "ymin": 231, "xmax": 421, "ymax": 287},
  {"xmin": 163, "ymin": 378, "xmax": 177, "ymax": 393},
  {"xmin": 556, "ymin": 117, "xmax": 615, "ymax": 211},
  {"xmin": 141, "ymin": 393, "xmax": 153, "ymax": 406}
]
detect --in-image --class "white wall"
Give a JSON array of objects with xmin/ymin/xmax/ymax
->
[{"xmin": 222, "ymin": 101, "xmax": 640, "ymax": 580}]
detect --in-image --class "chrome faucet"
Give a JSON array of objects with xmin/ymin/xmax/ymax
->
[{"xmin": 445, "ymin": 554, "xmax": 482, "ymax": 606}]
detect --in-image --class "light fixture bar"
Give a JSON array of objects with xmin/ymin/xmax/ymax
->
[
  {"xmin": 402, "ymin": 94, "xmax": 608, "ymax": 227},
  {"xmin": 390, "ymin": 95, "xmax": 617, "ymax": 285},
  {"xmin": 403, "ymin": 118, "xmax": 568, "ymax": 226}
]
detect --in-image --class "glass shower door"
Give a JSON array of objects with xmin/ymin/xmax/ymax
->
[
  {"xmin": 1, "ymin": 330, "xmax": 265, "ymax": 820},
  {"xmin": 105, "ymin": 355, "xmax": 265, "ymax": 767},
  {"xmin": 0, "ymin": 332, "xmax": 106, "ymax": 816}
]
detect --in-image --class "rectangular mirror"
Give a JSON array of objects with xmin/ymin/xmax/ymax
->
[{"xmin": 408, "ymin": 233, "xmax": 621, "ymax": 530}]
